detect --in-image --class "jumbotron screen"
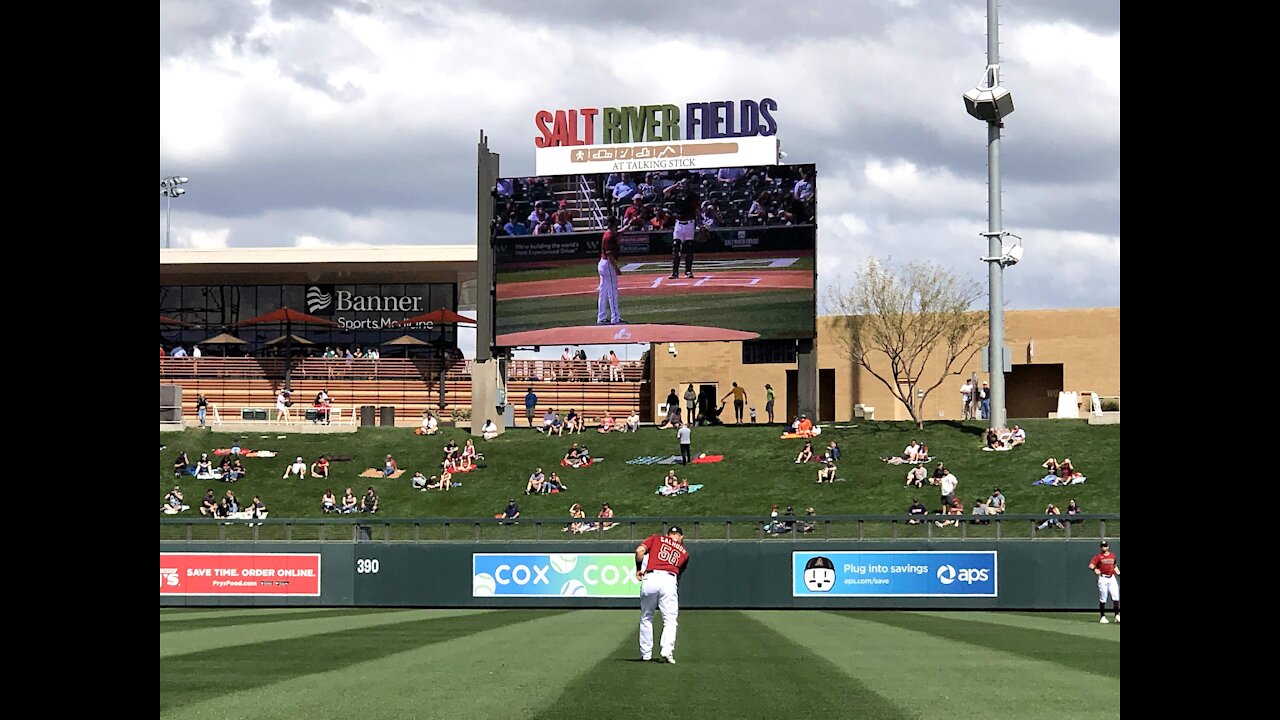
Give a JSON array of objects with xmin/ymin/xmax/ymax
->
[{"xmin": 492, "ymin": 163, "xmax": 816, "ymax": 346}]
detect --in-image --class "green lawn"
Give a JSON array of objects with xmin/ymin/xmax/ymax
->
[
  {"xmin": 160, "ymin": 608, "xmax": 1120, "ymax": 720},
  {"xmin": 160, "ymin": 419, "xmax": 1118, "ymax": 529},
  {"xmin": 495, "ymin": 289, "xmax": 814, "ymax": 337}
]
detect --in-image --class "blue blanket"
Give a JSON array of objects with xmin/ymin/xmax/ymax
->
[{"xmin": 655, "ymin": 484, "xmax": 704, "ymax": 495}]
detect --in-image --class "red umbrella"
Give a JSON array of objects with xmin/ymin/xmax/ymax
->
[
  {"xmin": 160, "ymin": 315, "xmax": 191, "ymax": 326},
  {"xmin": 236, "ymin": 308, "xmax": 339, "ymax": 389},
  {"xmin": 397, "ymin": 307, "xmax": 475, "ymax": 327}
]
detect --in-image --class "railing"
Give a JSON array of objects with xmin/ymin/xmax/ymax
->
[
  {"xmin": 159, "ymin": 357, "xmax": 642, "ymax": 383},
  {"xmin": 160, "ymin": 513, "xmax": 1120, "ymax": 543}
]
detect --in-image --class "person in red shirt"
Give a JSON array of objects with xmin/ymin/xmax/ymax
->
[
  {"xmin": 1088, "ymin": 540, "xmax": 1120, "ymax": 623},
  {"xmin": 635, "ymin": 525, "xmax": 690, "ymax": 663},
  {"xmin": 597, "ymin": 215, "xmax": 623, "ymax": 325}
]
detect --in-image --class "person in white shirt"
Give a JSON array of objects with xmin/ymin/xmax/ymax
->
[
  {"xmin": 1008, "ymin": 425, "xmax": 1027, "ymax": 446},
  {"xmin": 626, "ymin": 412, "xmax": 640, "ymax": 432},
  {"xmin": 192, "ymin": 345, "xmax": 202, "ymax": 358},
  {"xmin": 282, "ymin": 456, "xmax": 308, "ymax": 479},
  {"xmin": 960, "ymin": 379, "xmax": 975, "ymax": 420},
  {"xmin": 940, "ymin": 472, "xmax": 959, "ymax": 508},
  {"xmin": 481, "ymin": 418, "xmax": 499, "ymax": 440},
  {"xmin": 420, "ymin": 411, "xmax": 439, "ymax": 436}
]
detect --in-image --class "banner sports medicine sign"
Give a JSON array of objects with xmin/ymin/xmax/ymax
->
[
  {"xmin": 473, "ymin": 553, "xmax": 641, "ymax": 598},
  {"xmin": 533, "ymin": 97, "xmax": 780, "ymax": 175},
  {"xmin": 792, "ymin": 551, "xmax": 998, "ymax": 598}
]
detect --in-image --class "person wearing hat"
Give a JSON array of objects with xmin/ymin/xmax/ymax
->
[
  {"xmin": 635, "ymin": 525, "xmax": 689, "ymax": 663},
  {"xmin": 1089, "ymin": 541, "xmax": 1120, "ymax": 623},
  {"xmin": 498, "ymin": 498, "xmax": 521, "ymax": 524},
  {"xmin": 283, "ymin": 456, "xmax": 308, "ymax": 479},
  {"xmin": 597, "ymin": 214, "xmax": 624, "ymax": 326},
  {"xmin": 978, "ymin": 380, "xmax": 991, "ymax": 419}
]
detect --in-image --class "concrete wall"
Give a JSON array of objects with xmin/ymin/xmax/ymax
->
[{"xmin": 652, "ymin": 308, "xmax": 1120, "ymax": 422}]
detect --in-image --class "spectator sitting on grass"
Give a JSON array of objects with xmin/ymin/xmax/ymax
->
[
  {"xmin": 598, "ymin": 413, "xmax": 616, "ymax": 433},
  {"xmin": 907, "ymin": 498, "xmax": 928, "ymax": 524},
  {"xmin": 795, "ymin": 441, "xmax": 815, "ymax": 464},
  {"xmin": 546, "ymin": 472, "xmax": 567, "ymax": 493},
  {"xmin": 548, "ymin": 412, "xmax": 565, "ymax": 437},
  {"xmin": 321, "ymin": 489, "xmax": 337, "ymax": 512},
  {"xmin": 199, "ymin": 489, "xmax": 218, "ymax": 516},
  {"xmin": 311, "ymin": 455, "xmax": 329, "ymax": 480},
  {"xmin": 935, "ymin": 498, "xmax": 965, "ymax": 528},
  {"xmin": 418, "ymin": 411, "xmax": 439, "ymax": 436},
  {"xmin": 228, "ymin": 458, "xmax": 246, "ymax": 482},
  {"xmin": 383, "ymin": 454, "xmax": 398, "ymax": 477},
  {"xmin": 816, "ymin": 456, "xmax": 837, "ymax": 483},
  {"xmin": 827, "ymin": 441, "xmax": 842, "ymax": 461},
  {"xmin": 625, "ymin": 411, "xmax": 640, "ymax": 432},
  {"xmin": 361, "ymin": 487, "xmax": 379, "ymax": 513},
  {"xmin": 443, "ymin": 438, "xmax": 459, "ymax": 460},
  {"xmin": 542, "ymin": 409, "xmax": 557, "ymax": 434},
  {"xmin": 246, "ymin": 495, "xmax": 268, "ymax": 526},
  {"xmin": 1055, "ymin": 458, "xmax": 1081, "ymax": 485},
  {"xmin": 163, "ymin": 486, "xmax": 189, "ymax": 514},
  {"xmin": 905, "ymin": 465, "xmax": 928, "ymax": 488},
  {"xmin": 411, "ymin": 471, "xmax": 430, "ymax": 490},
  {"xmin": 1036, "ymin": 503, "xmax": 1063, "ymax": 531},
  {"xmin": 564, "ymin": 503, "xmax": 588, "ymax": 533},
  {"xmin": 457, "ymin": 453, "xmax": 475, "ymax": 472},
  {"xmin": 971, "ymin": 498, "xmax": 991, "ymax": 525},
  {"xmin": 499, "ymin": 498, "xmax": 521, "ymax": 524},
  {"xmin": 283, "ymin": 455, "xmax": 307, "ymax": 479},
  {"xmin": 912, "ymin": 443, "xmax": 930, "ymax": 463},
  {"xmin": 195, "ymin": 453, "xmax": 216, "ymax": 479},
  {"xmin": 173, "ymin": 451, "xmax": 190, "ymax": 477},
  {"xmin": 341, "ymin": 487, "xmax": 359, "ymax": 514},
  {"xmin": 987, "ymin": 488, "xmax": 1006, "ymax": 514},
  {"xmin": 883, "ymin": 440, "xmax": 919, "ymax": 465},
  {"xmin": 437, "ymin": 471, "xmax": 453, "ymax": 491},
  {"xmin": 798, "ymin": 507, "xmax": 817, "ymax": 533},
  {"xmin": 563, "ymin": 444, "xmax": 585, "ymax": 468},
  {"xmin": 565, "ymin": 409, "xmax": 582, "ymax": 434},
  {"xmin": 985, "ymin": 428, "xmax": 1006, "ymax": 450},
  {"xmin": 525, "ymin": 468, "xmax": 546, "ymax": 495},
  {"xmin": 1065, "ymin": 498, "xmax": 1084, "ymax": 524},
  {"xmin": 462, "ymin": 439, "xmax": 484, "ymax": 463},
  {"xmin": 1008, "ymin": 425, "xmax": 1027, "ymax": 446},
  {"xmin": 481, "ymin": 418, "xmax": 499, "ymax": 440},
  {"xmin": 1042, "ymin": 457, "xmax": 1061, "ymax": 477}
]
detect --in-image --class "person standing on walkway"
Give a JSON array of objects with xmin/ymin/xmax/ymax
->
[
  {"xmin": 764, "ymin": 383, "xmax": 775, "ymax": 424},
  {"xmin": 721, "ymin": 382, "xmax": 748, "ymax": 424}
]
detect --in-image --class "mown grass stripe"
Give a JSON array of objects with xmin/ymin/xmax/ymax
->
[
  {"xmin": 160, "ymin": 607, "xmax": 404, "ymax": 632},
  {"xmin": 161, "ymin": 607, "xmax": 344, "ymax": 623},
  {"xmin": 160, "ymin": 609, "xmax": 633, "ymax": 720},
  {"xmin": 754, "ymin": 611, "xmax": 1119, "ymax": 720},
  {"xmin": 160, "ymin": 609, "xmax": 564, "ymax": 714},
  {"xmin": 528, "ymin": 610, "xmax": 914, "ymax": 720},
  {"xmin": 910, "ymin": 610, "xmax": 1121, "ymax": 642},
  {"xmin": 161, "ymin": 608, "xmax": 485, "ymax": 659},
  {"xmin": 830, "ymin": 610, "xmax": 1119, "ymax": 678}
]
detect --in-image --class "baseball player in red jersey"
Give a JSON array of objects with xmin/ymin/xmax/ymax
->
[
  {"xmin": 597, "ymin": 215, "xmax": 623, "ymax": 325},
  {"xmin": 1088, "ymin": 540, "xmax": 1120, "ymax": 623},
  {"xmin": 636, "ymin": 525, "xmax": 690, "ymax": 663}
]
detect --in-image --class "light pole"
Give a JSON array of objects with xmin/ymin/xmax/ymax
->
[
  {"xmin": 963, "ymin": 0, "xmax": 1015, "ymax": 430},
  {"xmin": 160, "ymin": 176, "xmax": 189, "ymax": 248}
]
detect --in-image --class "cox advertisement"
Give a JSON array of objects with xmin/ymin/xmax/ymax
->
[
  {"xmin": 473, "ymin": 553, "xmax": 640, "ymax": 598},
  {"xmin": 793, "ymin": 551, "xmax": 997, "ymax": 598},
  {"xmin": 160, "ymin": 553, "xmax": 322, "ymax": 596}
]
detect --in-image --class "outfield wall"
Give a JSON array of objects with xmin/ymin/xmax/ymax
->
[{"xmin": 160, "ymin": 539, "xmax": 1118, "ymax": 610}]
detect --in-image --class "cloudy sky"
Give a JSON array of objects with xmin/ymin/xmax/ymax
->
[{"xmin": 160, "ymin": 0, "xmax": 1119, "ymax": 357}]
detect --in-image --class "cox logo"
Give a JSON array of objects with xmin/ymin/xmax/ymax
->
[
  {"xmin": 494, "ymin": 563, "xmax": 551, "ymax": 585},
  {"xmin": 937, "ymin": 564, "xmax": 990, "ymax": 585},
  {"xmin": 306, "ymin": 286, "xmax": 333, "ymax": 313}
]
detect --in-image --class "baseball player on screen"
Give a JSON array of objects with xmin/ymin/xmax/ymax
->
[
  {"xmin": 597, "ymin": 214, "xmax": 623, "ymax": 325},
  {"xmin": 1088, "ymin": 540, "xmax": 1120, "ymax": 624},
  {"xmin": 665, "ymin": 178, "xmax": 701, "ymax": 279},
  {"xmin": 636, "ymin": 525, "xmax": 690, "ymax": 663}
]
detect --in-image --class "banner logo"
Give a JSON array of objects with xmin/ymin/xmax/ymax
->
[
  {"xmin": 792, "ymin": 551, "xmax": 997, "ymax": 598},
  {"xmin": 472, "ymin": 553, "xmax": 640, "ymax": 598},
  {"xmin": 306, "ymin": 285, "xmax": 333, "ymax": 314}
]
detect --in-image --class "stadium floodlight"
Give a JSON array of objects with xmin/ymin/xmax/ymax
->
[
  {"xmin": 979, "ymin": 233, "xmax": 1023, "ymax": 267},
  {"xmin": 963, "ymin": 65, "xmax": 1015, "ymax": 123},
  {"xmin": 160, "ymin": 175, "xmax": 190, "ymax": 249}
]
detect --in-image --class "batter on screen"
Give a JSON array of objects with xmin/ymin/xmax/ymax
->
[{"xmin": 636, "ymin": 525, "xmax": 690, "ymax": 663}]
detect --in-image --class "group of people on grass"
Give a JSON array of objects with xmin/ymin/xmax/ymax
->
[
  {"xmin": 763, "ymin": 504, "xmax": 817, "ymax": 534},
  {"xmin": 320, "ymin": 486, "xmax": 379, "ymax": 513},
  {"xmin": 172, "ymin": 451, "xmax": 249, "ymax": 483},
  {"xmin": 561, "ymin": 502, "xmax": 617, "ymax": 533}
]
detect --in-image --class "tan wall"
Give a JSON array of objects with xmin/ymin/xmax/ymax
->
[{"xmin": 652, "ymin": 307, "xmax": 1120, "ymax": 422}]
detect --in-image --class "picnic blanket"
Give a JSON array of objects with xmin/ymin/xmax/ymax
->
[
  {"xmin": 690, "ymin": 455, "xmax": 724, "ymax": 465},
  {"xmin": 1033, "ymin": 475, "xmax": 1086, "ymax": 486},
  {"xmin": 572, "ymin": 522, "xmax": 618, "ymax": 534},
  {"xmin": 211, "ymin": 449, "xmax": 277, "ymax": 457},
  {"xmin": 779, "ymin": 432, "xmax": 819, "ymax": 440},
  {"xmin": 655, "ymin": 483, "xmax": 705, "ymax": 495},
  {"xmin": 361, "ymin": 468, "xmax": 405, "ymax": 479},
  {"xmin": 627, "ymin": 455, "xmax": 678, "ymax": 465},
  {"xmin": 560, "ymin": 458, "xmax": 602, "ymax": 467},
  {"xmin": 982, "ymin": 446, "xmax": 1013, "ymax": 452}
]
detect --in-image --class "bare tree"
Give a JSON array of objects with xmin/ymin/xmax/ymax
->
[{"xmin": 825, "ymin": 258, "xmax": 987, "ymax": 428}]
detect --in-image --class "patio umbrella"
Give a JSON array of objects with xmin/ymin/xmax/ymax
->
[
  {"xmin": 382, "ymin": 333, "xmax": 431, "ymax": 359},
  {"xmin": 264, "ymin": 334, "xmax": 316, "ymax": 347},
  {"xmin": 160, "ymin": 314, "xmax": 191, "ymax": 326},
  {"xmin": 236, "ymin": 308, "xmax": 339, "ymax": 389},
  {"xmin": 396, "ymin": 309, "xmax": 474, "ymax": 408},
  {"xmin": 199, "ymin": 332, "xmax": 248, "ymax": 357},
  {"xmin": 397, "ymin": 307, "xmax": 476, "ymax": 327}
]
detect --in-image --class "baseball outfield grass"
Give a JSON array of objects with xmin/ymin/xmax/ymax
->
[
  {"xmin": 159, "ymin": 420, "xmax": 1119, "ymax": 540},
  {"xmin": 159, "ymin": 607, "xmax": 1121, "ymax": 720}
]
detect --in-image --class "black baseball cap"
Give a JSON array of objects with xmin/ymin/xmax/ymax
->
[
  {"xmin": 668, "ymin": 526, "xmax": 684, "ymax": 535},
  {"xmin": 805, "ymin": 556, "xmax": 833, "ymax": 571},
  {"xmin": 1100, "ymin": 540, "xmax": 1109, "ymax": 547}
]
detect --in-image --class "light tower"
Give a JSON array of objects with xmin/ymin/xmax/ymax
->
[
  {"xmin": 963, "ymin": 0, "xmax": 1016, "ymax": 430},
  {"xmin": 160, "ymin": 176, "xmax": 189, "ymax": 248}
]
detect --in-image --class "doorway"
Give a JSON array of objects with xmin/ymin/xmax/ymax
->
[
  {"xmin": 1006, "ymin": 363, "xmax": 1063, "ymax": 418},
  {"xmin": 819, "ymin": 369, "xmax": 836, "ymax": 421},
  {"xmin": 785, "ymin": 370, "xmax": 798, "ymax": 422}
]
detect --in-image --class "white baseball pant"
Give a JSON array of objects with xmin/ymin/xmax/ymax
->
[
  {"xmin": 598, "ymin": 258, "xmax": 620, "ymax": 324},
  {"xmin": 1097, "ymin": 574, "xmax": 1119, "ymax": 602},
  {"xmin": 639, "ymin": 570, "xmax": 679, "ymax": 658}
]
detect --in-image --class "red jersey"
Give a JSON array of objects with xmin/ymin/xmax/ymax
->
[
  {"xmin": 1090, "ymin": 552, "xmax": 1117, "ymax": 577},
  {"xmin": 642, "ymin": 534, "xmax": 689, "ymax": 576},
  {"xmin": 601, "ymin": 230, "xmax": 619, "ymax": 260}
]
